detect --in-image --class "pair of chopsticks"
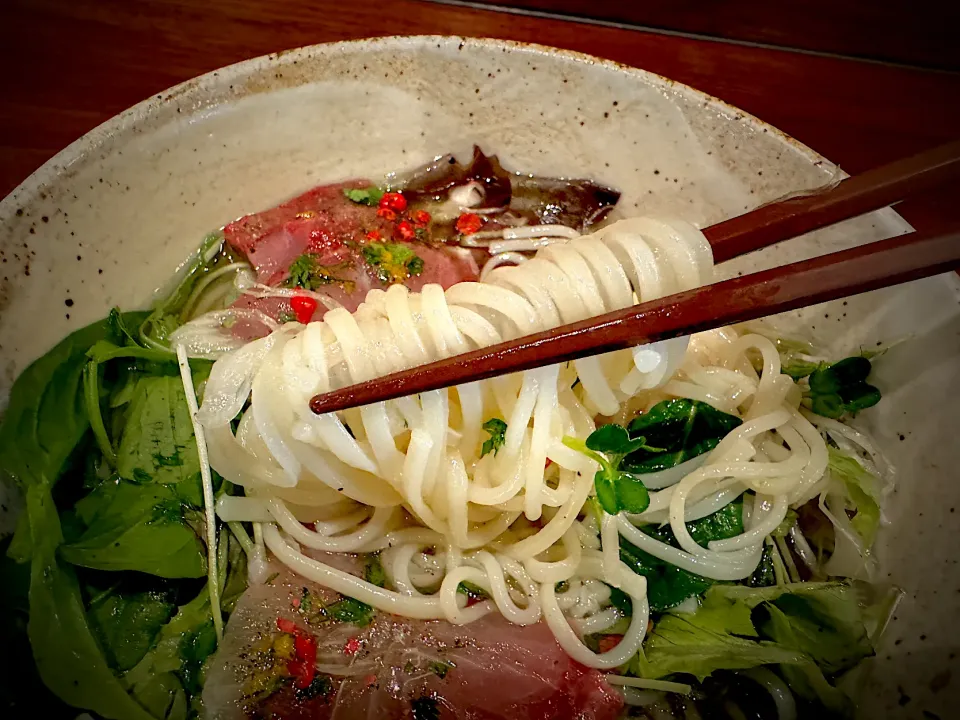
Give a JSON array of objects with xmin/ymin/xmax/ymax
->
[{"xmin": 310, "ymin": 141, "xmax": 960, "ymax": 415}]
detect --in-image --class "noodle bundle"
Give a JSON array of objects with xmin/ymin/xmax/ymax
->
[{"xmin": 199, "ymin": 217, "xmax": 829, "ymax": 668}]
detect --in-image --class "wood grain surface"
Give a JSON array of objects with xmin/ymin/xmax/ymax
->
[
  {"xmin": 462, "ymin": 0, "xmax": 960, "ymax": 70},
  {"xmin": 2, "ymin": 0, "xmax": 959, "ymax": 233}
]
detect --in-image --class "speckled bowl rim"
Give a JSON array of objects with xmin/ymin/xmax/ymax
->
[{"xmin": 0, "ymin": 35, "xmax": 839, "ymax": 215}]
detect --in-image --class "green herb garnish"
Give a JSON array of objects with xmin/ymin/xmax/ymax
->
[
  {"xmin": 427, "ymin": 659, "xmax": 455, "ymax": 678},
  {"xmin": 562, "ymin": 424, "xmax": 663, "ymax": 515},
  {"xmin": 326, "ymin": 596, "xmax": 375, "ymax": 627},
  {"xmin": 623, "ymin": 399, "xmax": 743, "ymax": 474},
  {"xmin": 361, "ymin": 242, "xmax": 425, "ymax": 284},
  {"xmin": 480, "ymin": 418, "xmax": 507, "ymax": 458},
  {"xmin": 284, "ymin": 253, "xmax": 351, "ymax": 291},
  {"xmin": 456, "ymin": 581, "xmax": 489, "ymax": 602},
  {"xmin": 363, "ymin": 553, "xmax": 387, "ymax": 588},
  {"xmin": 806, "ymin": 356, "xmax": 881, "ymax": 419},
  {"xmin": 343, "ymin": 186, "xmax": 384, "ymax": 206}
]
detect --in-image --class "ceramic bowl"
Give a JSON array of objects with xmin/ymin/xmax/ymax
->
[{"xmin": 1, "ymin": 36, "xmax": 958, "ymax": 718}]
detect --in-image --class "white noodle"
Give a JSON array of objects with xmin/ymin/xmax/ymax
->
[{"xmin": 195, "ymin": 217, "xmax": 834, "ymax": 670}]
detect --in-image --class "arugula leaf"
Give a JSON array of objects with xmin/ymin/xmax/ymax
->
[
  {"xmin": 362, "ymin": 242, "xmax": 426, "ymax": 284},
  {"xmin": 327, "ymin": 597, "xmax": 375, "ymax": 626},
  {"xmin": 619, "ymin": 501, "xmax": 744, "ymax": 611},
  {"xmin": 343, "ymin": 185, "xmax": 384, "ymax": 206},
  {"xmin": 480, "ymin": 418, "xmax": 507, "ymax": 458},
  {"xmin": 61, "ymin": 481, "xmax": 206, "ymax": 578},
  {"xmin": 806, "ymin": 356, "xmax": 881, "ymax": 419},
  {"xmin": 623, "ymin": 399, "xmax": 743, "ymax": 474}
]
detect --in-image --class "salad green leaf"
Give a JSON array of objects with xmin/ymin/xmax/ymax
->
[
  {"xmin": 807, "ymin": 356, "xmax": 881, "ymax": 419},
  {"xmin": 623, "ymin": 399, "xmax": 743, "ymax": 474},
  {"xmin": 0, "ymin": 312, "xmax": 148, "ymax": 495},
  {"xmin": 827, "ymin": 446, "xmax": 882, "ymax": 546},
  {"xmin": 634, "ymin": 582, "xmax": 875, "ymax": 716},
  {"xmin": 61, "ymin": 481, "xmax": 206, "ymax": 578},
  {"xmin": 87, "ymin": 584, "xmax": 178, "ymax": 673},
  {"xmin": 115, "ymin": 376, "xmax": 204, "ymax": 494},
  {"xmin": 618, "ymin": 500, "xmax": 744, "ymax": 611},
  {"xmin": 23, "ymin": 484, "xmax": 158, "ymax": 720}
]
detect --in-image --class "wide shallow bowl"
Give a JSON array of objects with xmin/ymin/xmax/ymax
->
[{"xmin": 1, "ymin": 36, "xmax": 958, "ymax": 718}]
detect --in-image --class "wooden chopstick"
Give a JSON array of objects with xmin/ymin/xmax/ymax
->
[
  {"xmin": 311, "ymin": 229, "xmax": 960, "ymax": 414},
  {"xmin": 309, "ymin": 141, "xmax": 960, "ymax": 415},
  {"xmin": 706, "ymin": 139, "xmax": 960, "ymax": 262}
]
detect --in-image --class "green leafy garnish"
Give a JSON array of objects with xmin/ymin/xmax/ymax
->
[
  {"xmin": 827, "ymin": 447, "xmax": 883, "ymax": 547},
  {"xmin": 619, "ymin": 501, "xmax": 744, "ymax": 611},
  {"xmin": 563, "ymin": 424, "xmax": 664, "ymax": 515},
  {"xmin": 456, "ymin": 581, "xmax": 489, "ymax": 602},
  {"xmin": 632, "ymin": 582, "xmax": 877, "ymax": 715},
  {"xmin": 362, "ymin": 242, "xmax": 425, "ymax": 284},
  {"xmin": 427, "ymin": 659, "xmax": 455, "ymax": 678},
  {"xmin": 623, "ymin": 399, "xmax": 743, "ymax": 474},
  {"xmin": 296, "ymin": 674, "xmax": 333, "ymax": 701},
  {"xmin": 327, "ymin": 597, "xmax": 375, "ymax": 626},
  {"xmin": 62, "ymin": 481, "xmax": 206, "ymax": 578},
  {"xmin": 806, "ymin": 356, "xmax": 881, "ymax": 419},
  {"xmin": 343, "ymin": 185, "xmax": 384, "ymax": 206},
  {"xmin": 781, "ymin": 358, "xmax": 822, "ymax": 380},
  {"xmin": 480, "ymin": 418, "xmax": 507, "ymax": 458},
  {"xmin": 284, "ymin": 253, "xmax": 351, "ymax": 291},
  {"xmin": 364, "ymin": 553, "xmax": 388, "ymax": 588}
]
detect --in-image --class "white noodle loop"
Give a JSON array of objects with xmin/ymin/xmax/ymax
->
[{"xmin": 198, "ymin": 217, "xmax": 830, "ymax": 668}]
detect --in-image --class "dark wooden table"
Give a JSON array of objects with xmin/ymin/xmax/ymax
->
[{"xmin": 3, "ymin": 0, "xmax": 959, "ymax": 234}]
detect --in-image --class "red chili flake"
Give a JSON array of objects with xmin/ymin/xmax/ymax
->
[
  {"xmin": 287, "ymin": 658, "xmax": 316, "ymax": 689},
  {"xmin": 365, "ymin": 229, "xmax": 382, "ymax": 241},
  {"xmin": 376, "ymin": 207, "xmax": 398, "ymax": 221},
  {"xmin": 294, "ymin": 631, "xmax": 317, "ymax": 662},
  {"xmin": 455, "ymin": 213, "xmax": 483, "ymax": 235},
  {"xmin": 597, "ymin": 635, "xmax": 623, "ymax": 653},
  {"xmin": 411, "ymin": 209, "xmax": 431, "ymax": 226},
  {"xmin": 379, "ymin": 192, "xmax": 407, "ymax": 213},
  {"xmin": 277, "ymin": 617, "xmax": 297, "ymax": 634},
  {"xmin": 291, "ymin": 597, "xmax": 301, "ymax": 609},
  {"xmin": 544, "ymin": 458, "xmax": 553, "ymax": 469},
  {"xmin": 343, "ymin": 637, "xmax": 362, "ymax": 656},
  {"xmin": 395, "ymin": 220, "xmax": 416, "ymax": 241},
  {"xmin": 363, "ymin": 674, "xmax": 378, "ymax": 688},
  {"xmin": 290, "ymin": 295, "xmax": 318, "ymax": 324}
]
